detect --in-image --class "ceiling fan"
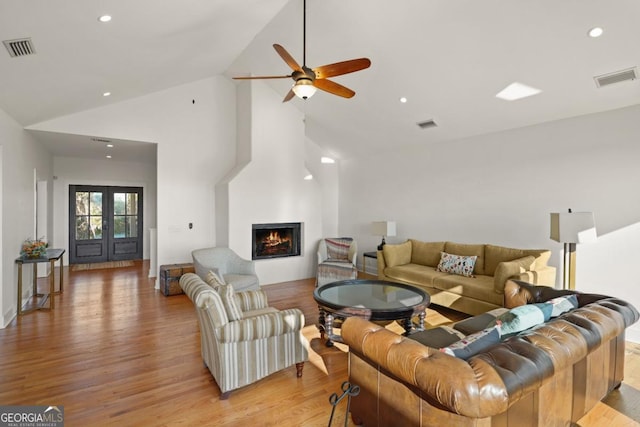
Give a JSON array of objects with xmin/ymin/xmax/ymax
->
[{"xmin": 233, "ymin": 0, "xmax": 371, "ymax": 102}]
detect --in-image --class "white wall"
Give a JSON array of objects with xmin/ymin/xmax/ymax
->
[
  {"xmin": 51, "ymin": 156, "xmax": 157, "ymax": 264},
  {"xmin": 0, "ymin": 108, "xmax": 53, "ymax": 327},
  {"xmin": 339, "ymin": 104, "xmax": 640, "ymax": 342},
  {"xmin": 224, "ymin": 81, "xmax": 327, "ymax": 284},
  {"xmin": 27, "ymin": 77, "xmax": 237, "ymax": 277}
]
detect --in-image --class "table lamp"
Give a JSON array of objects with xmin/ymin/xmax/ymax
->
[
  {"xmin": 372, "ymin": 221, "xmax": 397, "ymax": 250},
  {"xmin": 550, "ymin": 209, "xmax": 597, "ymax": 290}
]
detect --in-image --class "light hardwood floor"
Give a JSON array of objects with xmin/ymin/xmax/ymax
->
[{"xmin": 0, "ymin": 260, "xmax": 638, "ymax": 426}]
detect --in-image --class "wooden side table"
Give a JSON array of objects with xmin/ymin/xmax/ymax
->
[{"xmin": 16, "ymin": 248, "xmax": 65, "ymax": 315}]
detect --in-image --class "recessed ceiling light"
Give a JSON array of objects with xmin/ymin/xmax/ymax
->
[
  {"xmin": 106, "ymin": 155, "xmax": 112, "ymax": 159},
  {"xmin": 495, "ymin": 82, "xmax": 542, "ymax": 101},
  {"xmin": 588, "ymin": 27, "xmax": 604, "ymax": 38},
  {"xmin": 400, "ymin": 97, "xmax": 407, "ymax": 103},
  {"xmin": 106, "ymin": 143, "xmax": 114, "ymax": 148},
  {"xmin": 98, "ymin": 15, "xmax": 112, "ymax": 23},
  {"xmin": 103, "ymin": 92, "xmax": 111, "ymax": 97},
  {"xmin": 303, "ymin": 174, "xmax": 313, "ymax": 180},
  {"xmin": 320, "ymin": 156, "xmax": 335, "ymax": 164}
]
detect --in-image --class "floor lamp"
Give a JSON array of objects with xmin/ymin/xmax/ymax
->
[
  {"xmin": 372, "ymin": 221, "xmax": 397, "ymax": 250},
  {"xmin": 550, "ymin": 210, "xmax": 597, "ymax": 290}
]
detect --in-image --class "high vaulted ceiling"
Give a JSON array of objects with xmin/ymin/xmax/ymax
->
[{"xmin": 2, "ymin": 1, "xmax": 640, "ymax": 160}]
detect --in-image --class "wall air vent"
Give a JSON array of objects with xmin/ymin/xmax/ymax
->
[
  {"xmin": 3, "ymin": 38, "xmax": 36, "ymax": 58},
  {"xmin": 91, "ymin": 137, "xmax": 112, "ymax": 143},
  {"xmin": 594, "ymin": 67, "xmax": 637, "ymax": 88},
  {"xmin": 417, "ymin": 119, "xmax": 438, "ymax": 129}
]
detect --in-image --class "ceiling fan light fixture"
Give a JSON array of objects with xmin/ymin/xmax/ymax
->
[{"xmin": 292, "ymin": 78, "xmax": 316, "ymax": 99}]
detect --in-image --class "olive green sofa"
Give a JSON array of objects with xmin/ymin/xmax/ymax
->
[{"xmin": 377, "ymin": 239, "xmax": 556, "ymax": 315}]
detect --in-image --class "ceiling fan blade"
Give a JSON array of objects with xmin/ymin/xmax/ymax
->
[
  {"xmin": 314, "ymin": 79, "xmax": 355, "ymax": 98},
  {"xmin": 232, "ymin": 75, "xmax": 292, "ymax": 80},
  {"xmin": 282, "ymin": 89, "xmax": 296, "ymax": 103},
  {"xmin": 313, "ymin": 58, "xmax": 371, "ymax": 79},
  {"xmin": 273, "ymin": 44, "xmax": 303, "ymax": 72}
]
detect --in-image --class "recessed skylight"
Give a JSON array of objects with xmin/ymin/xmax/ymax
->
[
  {"xmin": 588, "ymin": 27, "xmax": 603, "ymax": 38},
  {"xmin": 321, "ymin": 156, "xmax": 335, "ymax": 164},
  {"xmin": 495, "ymin": 82, "xmax": 542, "ymax": 101},
  {"xmin": 103, "ymin": 92, "xmax": 111, "ymax": 97},
  {"xmin": 98, "ymin": 15, "xmax": 112, "ymax": 23}
]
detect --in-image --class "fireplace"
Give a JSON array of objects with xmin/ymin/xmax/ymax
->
[{"xmin": 252, "ymin": 222, "xmax": 302, "ymax": 260}]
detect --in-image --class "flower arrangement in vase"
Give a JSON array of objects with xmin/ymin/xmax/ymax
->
[{"xmin": 21, "ymin": 238, "xmax": 48, "ymax": 259}]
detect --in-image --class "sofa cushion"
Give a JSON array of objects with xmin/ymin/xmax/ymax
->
[
  {"xmin": 441, "ymin": 325, "xmax": 501, "ymax": 359},
  {"xmin": 383, "ymin": 264, "xmax": 448, "ymax": 287},
  {"xmin": 433, "ymin": 274, "xmax": 503, "ymax": 306},
  {"xmin": 444, "ymin": 242, "xmax": 485, "ymax": 275},
  {"xmin": 484, "ymin": 244, "xmax": 526, "ymax": 275},
  {"xmin": 436, "ymin": 252, "xmax": 477, "ymax": 277},
  {"xmin": 409, "ymin": 240, "xmax": 445, "ymax": 267},
  {"xmin": 408, "ymin": 326, "xmax": 465, "ymax": 348},
  {"xmin": 494, "ymin": 303, "xmax": 552, "ymax": 336},
  {"xmin": 548, "ymin": 294, "xmax": 579, "ymax": 317},
  {"xmin": 522, "ymin": 249, "xmax": 551, "ymax": 270},
  {"xmin": 382, "ymin": 240, "xmax": 412, "ymax": 267}
]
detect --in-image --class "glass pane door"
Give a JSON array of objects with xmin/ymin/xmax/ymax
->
[{"xmin": 69, "ymin": 185, "xmax": 143, "ymax": 264}]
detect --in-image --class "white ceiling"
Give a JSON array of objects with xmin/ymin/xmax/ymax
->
[{"xmin": 2, "ymin": 0, "xmax": 640, "ymax": 161}]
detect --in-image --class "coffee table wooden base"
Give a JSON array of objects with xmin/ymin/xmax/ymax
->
[{"xmin": 317, "ymin": 305, "xmax": 426, "ymax": 347}]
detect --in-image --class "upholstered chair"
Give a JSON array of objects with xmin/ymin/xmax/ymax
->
[
  {"xmin": 316, "ymin": 238, "xmax": 358, "ymax": 287},
  {"xmin": 192, "ymin": 247, "xmax": 259, "ymax": 291},
  {"xmin": 180, "ymin": 272, "xmax": 308, "ymax": 399}
]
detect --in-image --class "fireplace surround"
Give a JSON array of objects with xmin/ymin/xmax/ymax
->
[{"xmin": 252, "ymin": 222, "xmax": 301, "ymax": 260}]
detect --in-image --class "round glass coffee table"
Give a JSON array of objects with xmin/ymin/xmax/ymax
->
[{"xmin": 313, "ymin": 279, "xmax": 430, "ymax": 346}]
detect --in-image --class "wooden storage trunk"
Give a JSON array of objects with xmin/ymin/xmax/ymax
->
[{"xmin": 159, "ymin": 263, "xmax": 195, "ymax": 296}]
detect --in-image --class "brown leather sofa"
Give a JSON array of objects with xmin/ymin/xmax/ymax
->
[{"xmin": 341, "ymin": 280, "xmax": 639, "ymax": 427}]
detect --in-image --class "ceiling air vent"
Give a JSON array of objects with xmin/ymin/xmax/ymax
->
[
  {"xmin": 3, "ymin": 38, "xmax": 36, "ymax": 58},
  {"xmin": 91, "ymin": 137, "xmax": 112, "ymax": 143},
  {"xmin": 594, "ymin": 67, "xmax": 637, "ymax": 88},
  {"xmin": 417, "ymin": 119, "xmax": 438, "ymax": 129}
]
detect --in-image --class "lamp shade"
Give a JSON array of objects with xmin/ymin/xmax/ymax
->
[
  {"xmin": 371, "ymin": 221, "xmax": 397, "ymax": 237},
  {"xmin": 550, "ymin": 212, "xmax": 597, "ymax": 244}
]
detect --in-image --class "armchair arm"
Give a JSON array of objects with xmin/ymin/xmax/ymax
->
[
  {"xmin": 234, "ymin": 257, "xmax": 257, "ymax": 275},
  {"xmin": 348, "ymin": 241, "xmax": 358, "ymax": 267},
  {"xmin": 234, "ymin": 289, "xmax": 269, "ymax": 312},
  {"xmin": 493, "ymin": 256, "xmax": 535, "ymax": 294},
  {"xmin": 216, "ymin": 308, "xmax": 305, "ymax": 343}
]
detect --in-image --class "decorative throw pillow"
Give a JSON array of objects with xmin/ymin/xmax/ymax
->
[
  {"xmin": 325, "ymin": 237, "xmax": 353, "ymax": 261},
  {"xmin": 547, "ymin": 294, "xmax": 579, "ymax": 317},
  {"xmin": 494, "ymin": 303, "xmax": 552, "ymax": 336},
  {"xmin": 441, "ymin": 325, "xmax": 501, "ymax": 360},
  {"xmin": 217, "ymin": 283, "xmax": 243, "ymax": 321},
  {"xmin": 206, "ymin": 269, "xmax": 226, "ymax": 290},
  {"xmin": 436, "ymin": 252, "xmax": 477, "ymax": 277}
]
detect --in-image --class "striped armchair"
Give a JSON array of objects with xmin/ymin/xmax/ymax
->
[{"xmin": 180, "ymin": 273, "xmax": 308, "ymax": 399}]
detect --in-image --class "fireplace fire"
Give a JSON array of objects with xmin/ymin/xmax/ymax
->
[{"xmin": 252, "ymin": 222, "xmax": 301, "ymax": 260}]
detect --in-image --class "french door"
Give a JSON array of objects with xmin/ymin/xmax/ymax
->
[{"xmin": 69, "ymin": 185, "xmax": 143, "ymax": 264}]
